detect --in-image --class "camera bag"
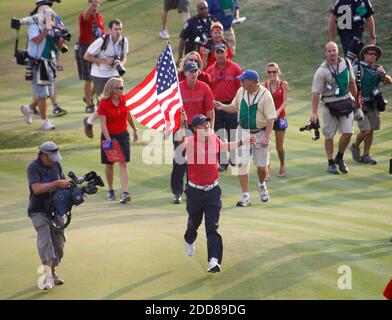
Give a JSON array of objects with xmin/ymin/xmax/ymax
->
[{"xmin": 325, "ymin": 98, "xmax": 355, "ymax": 117}]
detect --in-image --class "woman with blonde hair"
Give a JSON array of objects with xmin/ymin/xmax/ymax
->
[
  {"xmin": 98, "ymin": 77, "xmax": 138, "ymax": 203},
  {"xmin": 263, "ymin": 63, "xmax": 288, "ymax": 178},
  {"xmin": 178, "ymin": 51, "xmax": 211, "ymax": 86}
]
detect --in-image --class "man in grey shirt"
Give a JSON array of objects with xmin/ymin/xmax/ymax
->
[{"xmin": 27, "ymin": 141, "xmax": 70, "ymax": 290}]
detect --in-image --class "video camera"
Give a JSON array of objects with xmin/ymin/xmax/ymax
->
[
  {"xmin": 194, "ymin": 35, "xmax": 212, "ymax": 51},
  {"xmin": 299, "ymin": 120, "xmax": 320, "ymax": 141},
  {"xmin": 51, "ymin": 171, "xmax": 104, "ymax": 230}
]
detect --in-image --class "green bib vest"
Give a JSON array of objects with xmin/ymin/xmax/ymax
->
[
  {"xmin": 361, "ymin": 66, "xmax": 380, "ymax": 98},
  {"xmin": 239, "ymin": 89, "xmax": 265, "ymax": 130}
]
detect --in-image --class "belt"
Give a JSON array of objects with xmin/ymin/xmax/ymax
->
[
  {"xmin": 188, "ymin": 180, "xmax": 219, "ymax": 192},
  {"xmin": 250, "ymin": 127, "xmax": 266, "ymax": 133}
]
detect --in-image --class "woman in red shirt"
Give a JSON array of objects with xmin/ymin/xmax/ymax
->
[
  {"xmin": 263, "ymin": 63, "xmax": 288, "ymax": 178},
  {"xmin": 178, "ymin": 51, "xmax": 211, "ymax": 86},
  {"xmin": 98, "ymin": 77, "xmax": 138, "ymax": 203}
]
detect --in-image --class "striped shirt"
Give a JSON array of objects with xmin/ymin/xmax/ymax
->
[{"xmin": 185, "ymin": 133, "xmax": 222, "ymax": 186}]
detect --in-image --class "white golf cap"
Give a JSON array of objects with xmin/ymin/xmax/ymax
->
[{"xmin": 39, "ymin": 141, "xmax": 62, "ymax": 162}]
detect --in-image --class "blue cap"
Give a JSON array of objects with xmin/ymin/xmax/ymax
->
[
  {"xmin": 191, "ymin": 114, "xmax": 211, "ymax": 128},
  {"xmin": 184, "ymin": 62, "xmax": 199, "ymax": 72},
  {"xmin": 214, "ymin": 43, "xmax": 227, "ymax": 52},
  {"xmin": 237, "ymin": 69, "xmax": 259, "ymax": 82}
]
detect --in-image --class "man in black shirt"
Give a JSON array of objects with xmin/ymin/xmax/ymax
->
[
  {"xmin": 27, "ymin": 141, "xmax": 70, "ymax": 290},
  {"xmin": 178, "ymin": 0, "xmax": 212, "ymax": 62},
  {"xmin": 328, "ymin": 0, "xmax": 376, "ymax": 57}
]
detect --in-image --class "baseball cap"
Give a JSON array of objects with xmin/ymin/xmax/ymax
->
[
  {"xmin": 191, "ymin": 114, "xmax": 211, "ymax": 128},
  {"xmin": 237, "ymin": 69, "xmax": 259, "ymax": 82},
  {"xmin": 39, "ymin": 141, "xmax": 62, "ymax": 162},
  {"xmin": 214, "ymin": 43, "xmax": 227, "ymax": 52},
  {"xmin": 184, "ymin": 62, "xmax": 199, "ymax": 72}
]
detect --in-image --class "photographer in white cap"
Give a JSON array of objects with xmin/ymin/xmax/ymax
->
[{"xmin": 27, "ymin": 141, "xmax": 70, "ymax": 290}]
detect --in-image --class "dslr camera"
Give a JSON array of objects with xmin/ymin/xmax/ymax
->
[
  {"xmin": 51, "ymin": 171, "xmax": 104, "ymax": 230},
  {"xmin": 299, "ymin": 119, "xmax": 320, "ymax": 141},
  {"xmin": 113, "ymin": 55, "xmax": 126, "ymax": 76}
]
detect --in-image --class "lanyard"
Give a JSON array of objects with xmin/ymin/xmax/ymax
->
[
  {"xmin": 327, "ymin": 61, "xmax": 340, "ymax": 78},
  {"xmin": 247, "ymin": 87, "xmax": 261, "ymax": 107},
  {"xmin": 268, "ymin": 81, "xmax": 279, "ymax": 94}
]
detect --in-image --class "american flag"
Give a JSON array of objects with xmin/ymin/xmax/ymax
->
[{"xmin": 124, "ymin": 43, "xmax": 183, "ymax": 131}]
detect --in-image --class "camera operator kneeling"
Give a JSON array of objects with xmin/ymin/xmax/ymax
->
[{"xmin": 27, "ymin": 141, "xmax": 70, "ymax": 290}]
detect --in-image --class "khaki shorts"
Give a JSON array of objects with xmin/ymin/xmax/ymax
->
[
  {"xmin": 232, "ymin": 126, "xmax": 271, "ymax": 175},
  {"xmin": 357, "ymin": 103, "xmax": 381, "ymax": 131},
  {"xmin": 321, "ymin": 102, "xmax": 354, "ymax": 139}
]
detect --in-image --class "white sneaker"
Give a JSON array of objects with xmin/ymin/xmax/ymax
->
[
  {"xmin": 185, "ymin": 241, "xmax": 195, "ymax": 256},
  {"xmin": 258, "ymin": 182, "xmax": 269, "ymax": 202},
  {"xmin": 207, "ymin": 257, "xmax": 221, "ymax": 273},
  {"xmin": 160, "ymin": 28, "xmax": 170, "ymax": 39},
  {"xmin": 236, "ymin": 195, "xmax": 251, "ymax": 207},
  {"xmin": 42, "ymin": 119, "xmax": 55, "ymax": 130},
  {"xmin": 38, "ymin": 273, "xmax": 54, "ymax": 290},
  {"xmin": 20, "ymin": 105, "xmax": 32, "ymax": 124}
]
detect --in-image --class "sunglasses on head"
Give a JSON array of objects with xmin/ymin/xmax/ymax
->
[{"xmin": 44, "ymin": 148, "xmax": 59, "ymax": 153}]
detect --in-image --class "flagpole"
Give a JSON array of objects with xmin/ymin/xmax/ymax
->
[{"xmin": 167, "ymin": 42, "xmax": 187, "ymax": 130}]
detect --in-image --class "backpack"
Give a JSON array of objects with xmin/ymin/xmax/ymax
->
[{"xmin": 99, "ymin": 34, "xmax": 125, "ymax": 59}]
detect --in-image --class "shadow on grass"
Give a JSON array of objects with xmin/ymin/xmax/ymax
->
[
  {"xmin": 102, "ymin": 271, "xmax": 172, "ymax": 300},
  {"xmin": 4, "ymin": 286, "xmax": 46, "ymax": 300},
  {"xmin": 211, "ymin": 238, "xmax": 392, "ymax": 299}
]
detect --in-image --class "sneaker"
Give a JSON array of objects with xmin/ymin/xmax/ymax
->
[
  {"xmin": 86, "ymin": 105, "xmax": 95, "ymax": 113},
  {"xmin": 83, "ymin": 117, "xmax": 93, "ymax": 138},
  {"xmin": 258, "ymin": 182, "xmax": 269, "ymax": 202},
  {"xmin": 20, "ymin": 105, "xmax": 33, "ymax": 124},
  {"xmin": 360, "ymin": 155, "xmax": 377, "ymax": 165},
  {"xmin": 236, "ymin": 196, "xmax": 251, "ymax": 207},
  {"xmin": 327, "ymin": 163, "xmax": 339, "ymax": 174},
  {"xmin": 38, "ymin": 273, "xmax": 54, "ymax": 290},
  {"xmin": 185, "ymin": 241, "xmax": 195, "ymax": 256},
  {"xmin": 53, "ymin": 105, "xmax": 67, "ymax": 117},
  {"xmin": 53, "ymin": 274, "xmax": 64, "ymax": 286},
  {"xmin": 173, "ymin": 194, "xmax": 182, "ymax": 204},
  {"xmin": 107, "ymin": 190, "xmax": 116, "ymax": 201},
  {"xmin": 159, "ymin": 28, "xmax": 170, "ymax": 40},
  {"xmin": 120, "ymin": 192, "xmax": 131, "ymax": 204},
  {"xmin": 42, "ymin": 119, "xmax": 55, "ymax": 130},
  {"xmin": 207, "ymin": 257, "xmax": 221, "ymax": 273},
  {"xmin": 335, "ymin": 158, "xmax": 349, "ymax": 174},
  {"xmin": 350, "ymin": 143, "xmax": 361, "ymax": 162}
]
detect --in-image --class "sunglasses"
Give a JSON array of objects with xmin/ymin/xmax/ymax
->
[
  {"xmin": 366, "ymin": 52, "xmax": 377, "ymax": 56},
  {"xmin": 115, "ymin": 86, "xmax": 125, "ymax": 90},
  {"xmin": 199, "ymin": 7, "xmax": 208, "ymax": 10},
  {"xmin": 267, "ymin": 70, "xmax": 277, "ymax": 74}
]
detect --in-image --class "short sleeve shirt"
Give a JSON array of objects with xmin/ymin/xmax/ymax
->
[
  {"xmin": 179, "ymin": 80, "xmax": 215, "ymax": 125},
  {"xmin": 27, "ymin": 157, "xmax": 64, "ymax": 216},
  {"xmin": 331, "ymin": 0, "xmax": 374, "ymax": 33},
  {"xmin": 98, "ymin": 95, "xmax": 129, "ymax": 134},
  {"xmin": 185, "ymin": 132, "xmax": 222, "ymax": 185},
  {"xmin": 311, "ymin": 58, "xmax": 355, "ymax": 103},
  {"xmin": 87, "ymin": 35, "xmax": 129, "ymax": 78},
  {"xmin": 232, "ymin": 84, "xmax": 277, "ymax": 128},
  {"xmin": 206, "ymin": 60, "xmax": 242, "ymax": 102},
  {"xmin": 78, "ymin": 12, "xmax": 105, "ymax": 45},
  {"xmin": 27, "ymin": 24, "xmax": 47, "ymax": 59}
]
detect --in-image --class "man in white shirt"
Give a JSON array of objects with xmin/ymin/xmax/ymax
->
[{"xmin": 83, "ymin": 19, "xmax": 129, "ymax": 138}]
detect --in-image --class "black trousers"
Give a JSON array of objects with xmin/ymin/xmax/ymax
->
[
  {"xmin": 339, "ymin": 31, "xmax": 363, "ymax": 57},
  {"xmin": 184, "ymin": 185, "xmax": 223, "ymax": 264}
]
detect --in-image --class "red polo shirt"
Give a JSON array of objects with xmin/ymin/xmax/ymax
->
[
  {"xmin": 98, "ymin": 96, "xmax": 129, "ymax": 134},
  {"xmin": 186, "ymin": 132, "xmax": 222, "ymax": 186},
  {"xmin": 78, "ymin": 12, "xmax": 105, "ymax": 45},
  {"xmin": 200, "ymin": 42, "xmax": 234, "ymax": 70},
  {"xmin": 179, "ymin": 80, "xmax": 214, "ymax": 126},
  {"xmin": 206, "ymin": 60, "xmax": 242, "ymax": 103}
]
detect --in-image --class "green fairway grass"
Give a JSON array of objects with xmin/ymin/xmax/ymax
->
[{"xmin": 0, "ymin": 0, "xmax": 391, "ymax": 299}]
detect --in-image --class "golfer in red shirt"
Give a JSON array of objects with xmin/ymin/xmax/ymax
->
[
  {"xmin": 179, "ymin": 114, "xmax": 255, "ymax": 273},
  {"xmin": 98, "ymin": 77, "xmax": 138, "ymax": 204},
  {"xmin": 171, "ymin": 61, "xmax": 215, "ymax": 205}
]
